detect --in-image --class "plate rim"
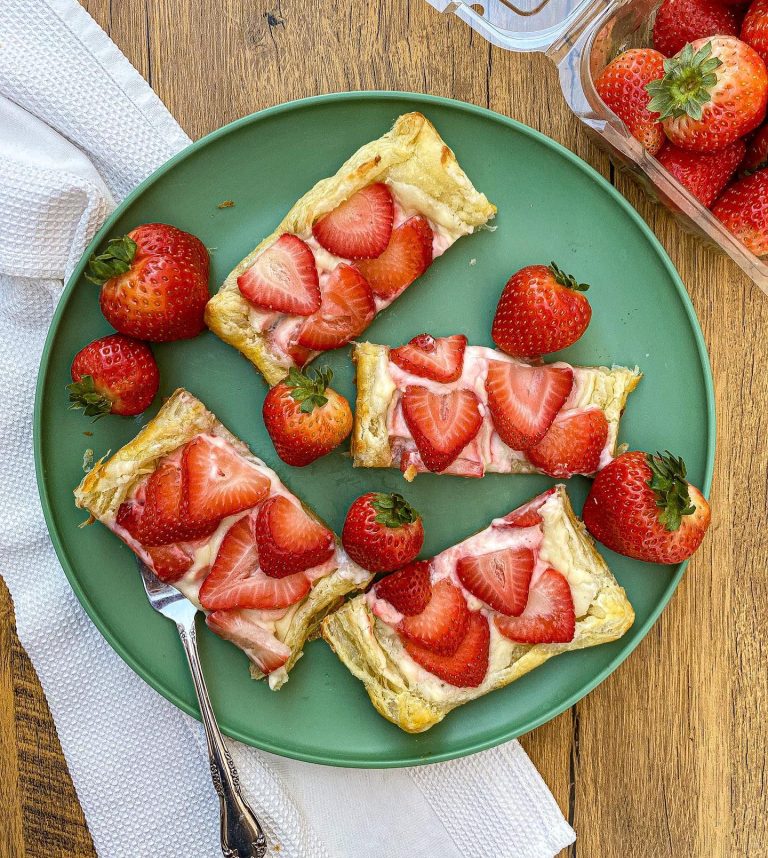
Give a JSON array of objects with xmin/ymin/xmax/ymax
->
[{"xmin": 33, "ymin": 90, "xmax": 716, "ymax": 767}]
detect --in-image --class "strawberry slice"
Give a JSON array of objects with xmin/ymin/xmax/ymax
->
[
  {"xmin": 296, "ymin": 263, "xmax": 376, "ymax": 351},
  {"xmin": 255, "ymin": 495, "xmax": 335, "ymax": 578},
  {"xmin": 485, "ymin": 361, "xmax": 573, "ymax": 451},
  {"xmin": 401, "ymin": 385, "xmax": 483, "ymax": 473},
  {"xmin": 237, "ymin": 234, "xmax": 320, "ymax": 316},
  {"xmin": 404, "ymin": 611, "xmax": 490, "ymax": 688},
  {"xmin": 356, "ymin": 216, "xmax": 433, "ymax": 298},
  {"xmin": 456, "ymin": 546, "xmax": 535, "ymax": 616},
  {"xmin": 390, "ymin": 334, "xmax": 467, "ymax": 383},
  {"xmin": 495, "ymin": 568, "xmax": 575, "ymax": 644},
  {"xmin": 498, "ymin": 488, "xmax": 556, "ymax": 528},
  {"xmin": 182, "ymin": 435, "xmax": 271, "ymax": 524},
  {"xmin": 206, "ymin": 609, "xmax": 292, "ymax": 675},
  {"xmin": 146, "ymin": 543, "xmax": 195, "ymax": 582},
  {"xmin": 312, "ymin": 183, "xmax": 394, "ymax": 259},
  {"xmin": 375, "ymin": 560, "xmax": 432, "ymax": 616},
  {"xmin": 399, "ymin": 578, "xmax": 470, "ymax": 655},
  {"xmin": 199, "ymin": 515, "xmax": 311, "ymax": 610},
  {"xmin": 527, "ymin": 408, "xmax": 609, "ymax": 478}
]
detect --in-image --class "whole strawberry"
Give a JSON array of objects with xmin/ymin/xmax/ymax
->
[
  {"xmin": 594, "ymin": 48, "xmax": 667, "ymax": 155},
  {"xmin": 711, "ymin": 168, "xmax": 768, "ymax": 254},
  {"xmin": 658, "ymin": 139, "xmax": 745, "ymax": 206},
  {"xmin": 68, "ymin": 334, "xmax": 159, "ymax": 418},
  {"xmin": 491, "ymin": 262, "xmax": 592, "ymax": 358},
  {"xmin": 742, "ymin": 0, "xmax": 768, "ymax": 66},
  {"xmin": 646, "ymin": 37, "xmax": 768, "ymax": 152},
  {"xmin": 262, "ymin": 367, "xmax": 353, "ymax": 466},
  {"xmin": 86, "ymin": 223, "xmax": 209, "ymax": 341},
  {"xmin": 653, "ymin": 0, "xmax": 740, "ymax": 59},
  {"xmin": 582, "ymin": 451, "xmax": 711, "ymax": 564},
  {"xmin": 342, "ymin": 492, "xmax": 424, "ymax": 573}
]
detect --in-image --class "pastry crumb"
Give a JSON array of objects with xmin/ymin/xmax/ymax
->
[
  {"xmin": 469, "ymin": 258, "xmax": 476, "ymax": 266},
  {"xmin": 82, "ymin": 449, "xmax": 94, "ymax": 472},
  {"xmin": 217, "ymin": 200, "xmax": 235, "ymax": 208},
  {"xmin": 83, "ymin": 430, "xmax": 93, "ymax": 437}
]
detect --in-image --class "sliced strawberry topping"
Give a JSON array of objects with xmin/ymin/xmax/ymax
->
[
  {"xmin": 296, "ymin": 263, "xmax": 375, "ymax": 351},
  {"xmin": 312, "ymin": 183, "xmax": 394, "ymax": 259},
  {"xmin": 237, "ymin": 234, "xmax": 320, "ymax": 316},
  {"xmin": 375, "ymin": 560, "xmax": 432, "ymax": 616},
  {"xmin": 404, "ymin": 611, "xmax": 490, "ymax": 687},
  {"xmin": 199, "ymin": 515, "xmax": 311, "ymax": 610},
  {"xmin": 498, "ymin": 488, "xmax": 556, "ymax": 528},
  {"xmin": 527, "ymin": 408, "xmax": 609, "ymax": 477},
  {"xmin": 495, "ymin": 568, "xmax": 575, "ymax": 644},
  {"xmin": 456, "ymin": 546, "xmax": 534, "ymax": 616},
  {"xmin": 284, "ymin": 338, "xmax": 314, "ymax": 368},
  {"xmin": 255, "ymin": 495, "xmax": 335, "ymax": 578},
  {"xmin": 485, "ymin": 361, "xmax": 573, "ymax": 451},
  {"xmin": 206, "ymin": 609, "xmax": 292, "ymax": 675},
  {"xmin": 182, "ymin": 435, "xmax": 271, "ymax": 525},
  {"xmin": 401, "ymin": 385, "xmax": 483, "ymax": 473},
  {"xmin": 390, "ymin": 334, "xmax": 467, "ymax": 383},
  {"xmin": 356, "ymin": 215, "xmax": 433, "ymax": 298},
  {"xmin": 146, "ymin": 543, "xmax": 195, "ymax": 582},
  {"xmin": 399, "ymin": 578, "xmax": 470, "ymax": 655}
]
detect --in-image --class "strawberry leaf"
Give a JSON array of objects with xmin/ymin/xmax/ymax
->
[
  {"xmin": 548, "ymin": 261, "xmax": 589, "ymax": 292},
  {"xmin": 284, "ymin": 366, "xmax": 331, "ymax": 413},
  {"xmin": 371, "ymin": 493, "xmax": 420, "ymax": 528},
  {"xmin": 645, "ymin": 41, "xmax": 723, "ymax": 121},
  {"xmin": 66, "ymin": 375, "xmax": 112, "ymax": 419},
  {"xmin": 84, "ymin": 236, "xmax": 137, "ymax": 286},
  {"xmin": 646, "ymin": 451, "xmax": 696, "ymax": 532}
]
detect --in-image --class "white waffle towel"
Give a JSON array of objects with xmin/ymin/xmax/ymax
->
[{"xmin": 0, "ymin": 1, "xmax": 576, "ymax": 856}]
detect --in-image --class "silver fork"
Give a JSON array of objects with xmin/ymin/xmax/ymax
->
[{"xmin": 137, "ymin": 560, "xmax": 268, "ymax": 858}]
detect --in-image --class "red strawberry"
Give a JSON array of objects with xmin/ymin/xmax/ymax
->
[
  {"xmin": 296, "ymin": 263, "xmax": 375, "ymax": 351},
  {"xmin": 582, "ymin": 450, "xmax": 711, "ymax": 564},
  {"xmin": 743, "ymin": 0, "xmax": 768, "ymax": 66},
  {"xmin": 711, "ymin": 168, "xmax": 768, "ymax": 254},
  {"xmin": 145, "ymin": 543, "xmax": 195, "ymax": 582},
  {"xmin": 499, "ymin": 488, "xmax": 556, "ymax": 528},
  {"xmin": 653, "ymin": 0, "xmax": 740, "ymax": 58},
  {"xmin": 237, "ymin": 234, "xmax": 320, "ymax": 316},
  {"xmin": 399, "ymin": 579, "xmax": 470, "ymax": 655},
  {"xmin": 374, "ymin": 560, "xmax": 432, "ymax": 616},
  {"xmin": 255, "ymin": 496, "xmax": 335, "ymax": 578},
  {"xmin": 87, "ymin": 223, "xmax": 209, "ymax": 342},
  {"xmin": 527, "ymin": 409, "xmax": 608, "ymax": 477},
  {"xmin": 262, "ymin": 367, "xmax": 353, "ymax": 466},
  {"xmin": 182, "ymin": 435, "xmax": 271, "ymax": 525},
  {"xmin": 68, "ymin": 334, "xmax": 159, "ymax": 418},
  {"xmin": 199, "ymin": 515, "xmax": 311, "ymax": 610},
  {"xmin": 594, "ymin": 49, "xmax": 667, "ymax": 155},
  {"xmin": 456, "ymin": 547, "xmax": 534, "ymax": 616},
  {"xmin": 739, "ymin": 123, "xmax": 768, "ymax": 175},
  {"xmin": 341, "ymin": 492, "xmax": 424, "ymax": 573},
  {"xmin": 312, "ymin": 183, "xmax": 394, "ymax": 259},
  {"xmin": 485, "ymin": 361, "xmax": 573, "ymax": 451},
  {"xmin": 491, "ymin": 264, "xmax": 592, "ymax": 358},
  {"xmin": 658, "ymin": 139, "xmax": 745, "ymax": 206},
  {"xmin": 646, "ymin": 38, "xmax": 768, "ymax": 153},
  {"xmin": 495, "ymin": 568, "xmax": 575, "ymax": 644},
  {"xmin": 401, "ymin": 386, "xmax": 483, "ymax": 473},
  {"xmin": 206, "ymin": 609, "xmax": 291, "ymax": 675},
  {"xmin": 390, "ymin": 334, "xmax": 467, "ymax": 383},
  {"xmin": 404, "ymin": 610, "xmax": 490, "ymax": 687},
  {"xmin": 355, "ymin": 216, "xmax": 433, "ymax": 298}
]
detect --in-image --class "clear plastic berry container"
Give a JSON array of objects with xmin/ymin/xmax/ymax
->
[{"xmin": 426, "ymin": 0, "xmax": 768, "ymax": 294}]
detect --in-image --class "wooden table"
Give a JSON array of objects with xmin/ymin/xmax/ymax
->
[{"xmin": 2, "ymin": 1, "xmax": 766, "ymax": 855}]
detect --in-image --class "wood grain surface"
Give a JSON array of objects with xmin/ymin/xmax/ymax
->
[{"xmin": 3, "ymin": 1, "xmax": 766, "ymax": 855}]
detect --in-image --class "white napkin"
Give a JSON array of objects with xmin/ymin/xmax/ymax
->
[{"xmin": 0, "ymin": 2, "xmax": 576, "ymax": 856}]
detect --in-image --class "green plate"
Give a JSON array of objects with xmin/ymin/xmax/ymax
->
[{"xmin": 34, "ymin": 92, "xmax": 714, "ymax": 767}]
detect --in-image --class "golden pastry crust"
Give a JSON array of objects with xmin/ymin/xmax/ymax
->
[
  {"xmin": 74, "ymin": 388, "xmax": 373, "ymax": 688},
  {"xmin": 322, "ymin": 486, "xmax": 634, "ymax": 732},
  {"xmin": 204, "ymin": 112, "xmax": 496, "ymax": 386},
  {"xmin": 351, "ymin": 342, "xmax": 642, "ymax": 476}
]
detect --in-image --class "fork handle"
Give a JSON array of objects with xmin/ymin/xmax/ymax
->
[{"xmin": 177, "ymin": 618, "xmax": 268, "ymax": 858}]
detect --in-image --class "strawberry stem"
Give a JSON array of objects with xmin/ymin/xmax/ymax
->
[
  {"xmin": 371, "ymin": 493, "xmax": 420, "ymax": 528},
  {"xmin": 66, "ymin": 375, "xmax": 112, "ymax": 419},
  {"xmin": 85, "ymin": 236, "xmax": 137, "ymax": 286},
  {"xmin": 548, "ymin": 262, "xmax": 589, "ymax": 292},
  {"xmin": 645, "ymin": 41, "xmax": 722, "ymax": 121},
  {"xmin": 646, "ymin": 451, "xmax": 696, "ymax": 532},
  {"xmin": 284, "ymin": 366, "xmax": 332, "ymax": 413}
]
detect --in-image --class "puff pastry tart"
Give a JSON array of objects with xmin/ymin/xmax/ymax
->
[
  {"xmin": 73, "ymin": 389, "xmax": 371, "ymax": 689},
  {"xmin": 351, "ymin": 337, "xmax": 642, "ymax": 480},
  {"xmin": 204, "ymin": 112, "xmax": 496, "ymax": 386},
  {"xmin": 322, "ymin": 485, "xmax": 634, "ymax": 733}
]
